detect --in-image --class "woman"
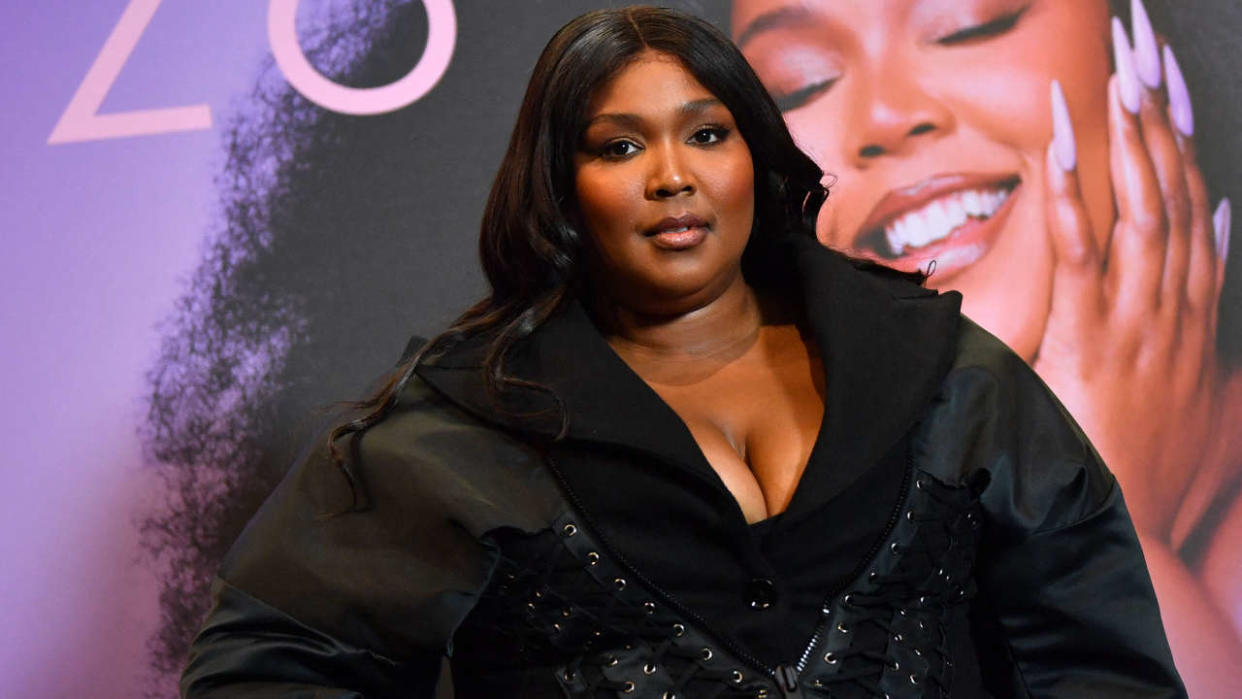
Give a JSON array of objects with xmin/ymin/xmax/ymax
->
[
  {"xmin": 181, "ymin": 7, "xmax": 1182, "ymax": 697},
  {"xmin": 730, "ymin": 0, "xmax": 1242, "ymax": 693}
]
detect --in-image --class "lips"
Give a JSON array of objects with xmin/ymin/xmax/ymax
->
[
  {"xmin": 854, "ymin": 173, "xmax": 1020, "ymax": 278},
  {"xmin": 645, "ymin": 213, "xmax": 711, "ymax": 250},
  {"xmin": 645, "ymin": 213, "xmax": 710, "ymax": 236}
]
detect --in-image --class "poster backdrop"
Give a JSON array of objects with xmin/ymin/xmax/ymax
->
[{"xmin": 2, "ymin": 1, "xmax": 1241, "ymax": 697}]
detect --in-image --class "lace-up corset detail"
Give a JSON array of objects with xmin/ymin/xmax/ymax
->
[
  {"xmin": 800, "ymin": 470, "xmax": 986, "ymax": 698},
  {"xmin": 452, "ymin": 469, "xmax": 987, "ymax": 699},
  {"xmin": 453, "ymin": 513, "xmax": 770, "ymax": 698}
]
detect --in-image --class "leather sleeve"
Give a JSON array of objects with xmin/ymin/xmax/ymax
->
[
  {"xmin": 918, "ymin": 319, "xmax": 1186, "ymax": 698},
  {"xmin": 180, "ymin": 382, "xmax": 501, "ymax": 698}
]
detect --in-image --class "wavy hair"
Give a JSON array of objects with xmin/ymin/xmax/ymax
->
[{"xmin": 323, "ymin": 6, "xmax": 881, "ymax": 498}]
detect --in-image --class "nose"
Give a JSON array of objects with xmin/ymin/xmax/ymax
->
[
  {"xmin": 843, "ymin": 65, "xmax": 953, "ymax": 167},
  {"xmin": 645, "ymin": 142, "xmax": 696, "ymax": 199}
]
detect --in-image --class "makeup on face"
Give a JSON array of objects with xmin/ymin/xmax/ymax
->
[
  {"xmin": 574, "ymin": 52, "xmax": 756, "ymax": 313},
  {"xmin": 733, "ymin": 0, "xmax": 1113, "ymax": 359}
]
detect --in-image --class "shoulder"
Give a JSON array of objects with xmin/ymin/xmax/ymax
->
[
  {"xmin": 346, "ymin": 375, "xmax": 562, "ymax": 534},
  {"xmin": 913, "ymin": 316, "xmax": 1116, "ymax": 534}
]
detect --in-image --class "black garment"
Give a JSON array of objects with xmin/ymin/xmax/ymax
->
[{"xmin": 181, "ymin": 236, "xmax": 1185, "ymax": 698}]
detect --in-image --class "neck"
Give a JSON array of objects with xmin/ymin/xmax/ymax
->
[{"xmin": 592, "ymin": 272, "xmax": 765, "ymax": 368}]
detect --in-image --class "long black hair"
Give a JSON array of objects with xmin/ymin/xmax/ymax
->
[{"xmin": 325, "ymin": 6, "xmax": 858, "ymax": 489}]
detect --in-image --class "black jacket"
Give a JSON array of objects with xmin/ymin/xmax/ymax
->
[{"xmin": 181, "ymin": 237, "xmax": 1184, "ymax": 698}]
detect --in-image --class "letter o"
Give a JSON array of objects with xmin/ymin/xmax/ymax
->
[{"xmin": 268, "ymin": 0, "xmax": 456, "ymax": 115}]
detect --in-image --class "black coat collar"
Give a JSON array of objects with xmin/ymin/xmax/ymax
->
[{"xmin": 416, "ymin": 236, "xmax": 962, "ymax": 518}]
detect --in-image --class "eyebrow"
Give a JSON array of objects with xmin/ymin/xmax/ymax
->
[
  {"xmin": 735, "ymin": 5, "xmax": 811, "ymax": 48},
  {"xmin": 586, "ymin": 98, "xmax": 726, "ymax": 128}
]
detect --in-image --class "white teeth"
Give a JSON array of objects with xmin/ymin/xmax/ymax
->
[
  {"xmin": 664, "ymin": 226, "xmax": 691, "ymax": 234},
  {"xmin": 883, "ymin": 186, "xmax": 1011, "ymax": 255}
]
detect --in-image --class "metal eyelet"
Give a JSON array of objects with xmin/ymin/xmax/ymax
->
[
  {"xmin": 605, "ymin": 656, "xmax": 618, "ymax": 667},
  {"xmin": 672, "ymin": 623, "xmax": 686, "ymax": 637},
  {"xmin": 892, "ymin": 633, "xmax": 904, "ymax": 643},
  {"xmin": 586, "ymin": 551, "xmax": 600, "ymax": 565},
  {"xmin": 843, "ymin": 593, "xmax": 854, "ymax": 606},
  {"xmin": 823, "ymin": 652, "xmax": 838, "ymax": 664},
  {"xmin": 662, "ymin": 693, "xmax": 676, "ymax": 699},
  {"xmin": 887, "ymin": 660, "xmax": 900, "ymax": 671},
  {"xmin": 644, "ymin": 601, "xmax": 656, "ymax": 614},
  {"xmin": 701, "ymin": 648, "xmax": 713, "ymax": 661},
  {"xmin": 562, "ymin": 669, "xmax": 576, "ymax": 682},
  {"xmin": 562, "ymin": 523, "xmax": 577, "ymax": 537},
  {"xmin": 905, "ymin": 510, "xmax": 914, "ymax": 521},
  {"xmin": 868, "ymin": 571, "xmax": 878, "ymax": 582},
  {"xmin": 909, "ymin": 674, "xmax": 920, "ymax": 685},
  {"xmin": 622, "ymin": 680, "xmax": 636, "ymax": 693},
  {"xmin": 890, "ymin": 542, "xmax": 900, "ymax": 553},
  {"xmin": 552, "ymin": 623, "xmax": 562, "ymax": 632},
  {"xmin": 836, "ymin": 622, "xmax": 850, "ymax": 634},
  {"xmin": 613, "ymin": 577, "xmax": 627, "ymax": 591},
  {"xmin": 916, "ymin": 479, "xmax": 928, "ymax": 490},
  {"xmin": 643, "ymin": 663, "xmax": 657, "ymax": 675},
  {"xmin": 731, "ymin": 670, "xmax": 744, "ymax": 683},
  {"xmin": 561, "ymin": 608, "xmax": 572, "ymax": 617},
  {"xmin": 914, "ymin": 648, "xmax": 923, "ymax": 657}
]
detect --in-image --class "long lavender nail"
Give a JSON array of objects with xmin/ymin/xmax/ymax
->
[
  {"xmin": 1215, "ymin": 198, "xmax": 1231, "ymax": 262},
  {"xmin": 1111, "ymin": 17, "xmax": 1142, "ymax": 114},
  {"xmin": 1163, "ymin": 45, "xmax": 1194, "ymax": 136},
  {"xmin": 1051, "ymin": 80, "xmax": 1076, "ymax": 171},
  {"xmin": 1131, "ymin": 0, "xmax": 1162, "ymax": 88}
]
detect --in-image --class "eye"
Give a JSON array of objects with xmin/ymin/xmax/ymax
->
[
  {"xmin": 772, "ymin": 78, "xmax": 839, "ymax": 113},
  {"xmin": 936, "ymin": 7, "xmax": 1027, "ymax": 45},
  {"xmin": 600, "ymin": 140, "xmax": 640, "ymax": 159},
  {"xmin": 690, "ymin": 126, "xmax": 730, "ymax": 145}
]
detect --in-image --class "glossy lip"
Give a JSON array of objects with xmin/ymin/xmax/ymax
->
[
  {"xmin": 645, "ymin": 213, "xmax": 711, "ymax": 236},
  {"xmin": 855, "ymin": 172, "xmax": 1021, "ymax": 281},
  {"xmin": 645, "ymin": 212, "xmax": 712, "ymax": 251}
]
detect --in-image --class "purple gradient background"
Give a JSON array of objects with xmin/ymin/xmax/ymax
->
[{"xmin": 0, "ymin": 1, "xmax": 343, "ymax": 695}]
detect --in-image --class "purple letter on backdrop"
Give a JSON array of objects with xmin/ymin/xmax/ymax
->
[
  {"xmin": 268, "ymin": 0, "xmax": 456, "ymax": 116},
  {"xmin": 48, "ymin": 0, "xmax": 213, "ymax": 144}
]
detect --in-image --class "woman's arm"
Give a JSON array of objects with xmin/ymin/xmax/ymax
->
[
  {"xmin": 974, "ymin": 474, "xmax": 1186, "ymax": 698},
  {"xmin": 179, "ymin": 386, "xmax": 497, "ymax": 698},
  {"xmin": 182, "ymin": 578, "xmax": 443, "ymax": 698},
  {"xmin": 934, "ymin": 323, "xmax": 1185, "ymax": 696}
]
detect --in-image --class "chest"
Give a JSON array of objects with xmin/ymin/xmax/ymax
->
[{"xmin": 638, "ymin": 334, "xmax": 827, "ymax": 522}]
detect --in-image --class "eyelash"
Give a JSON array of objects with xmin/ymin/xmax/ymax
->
[
  {"xmin": 597, "ymin": 126, "xmax": 731, "ymax": 159},
  {"xmin": 936, "ymin": 8, "xmax": 1027, "ymax": 45},
  {"xmin": 771, "ymin": 7, "xmax": 1028, "ymax": 113}
]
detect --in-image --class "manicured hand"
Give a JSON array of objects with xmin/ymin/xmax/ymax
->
[{"xmin": 1035, "ymin": 5, "xmax": 1232, "ymax": 540}]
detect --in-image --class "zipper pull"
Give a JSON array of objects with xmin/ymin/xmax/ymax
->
[{"xmin": 774, "ymin": 664, "xmax": 803, "ymax": 698}]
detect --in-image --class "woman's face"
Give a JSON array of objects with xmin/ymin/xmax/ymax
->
[
  {"xmin": 733, "ymin": 0, "xmax": 1113, "ymax": 358},
  {"xmin": 574, "ymin": 51, "xmax": 756, "ymax": 316}
]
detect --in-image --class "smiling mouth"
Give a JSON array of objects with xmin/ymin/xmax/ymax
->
[{"xmin": 862, "ymin": 176, "xmax": 1020, "ymax": 259}]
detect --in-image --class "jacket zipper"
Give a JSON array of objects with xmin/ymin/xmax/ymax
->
[
  {"xmin": 792, "ymin": 448, "xmax": 915, "ymax": 675},
  {"xmin": 543, "ymin": 445, "xmax": 915, "ymax": 697}
]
